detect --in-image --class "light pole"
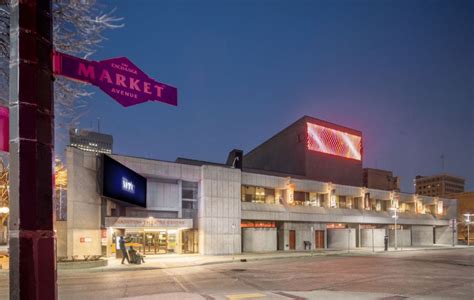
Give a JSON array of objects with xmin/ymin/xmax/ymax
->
[
  {"xmin": 311, "ymin": 226, "xmax": 314, "ymax": 256},
  {"xmin": 465, "ymin": 214, "xmax": 473, "ymax": 246},
  {"xmin": 390, "ymin": 207, "xmax": 399, "ymax": 250},
  {"xmin": 347, "ymin": 227, "xmax": 351, "ymax": 253}
]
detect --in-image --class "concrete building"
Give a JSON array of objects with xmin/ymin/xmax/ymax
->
[
  {"xmin": 69, "ymin": 128, "xmax": 113, "ymax": 154},
  {"xmin": 415, "ymin": 174, "xmax": 465, "ymax": 197},
  {"xmin": 363, "ymin": 168, "xmax": 400, "ymax": 191},
  {"xmin": 244, "ymin": 116, "xmax": 363, "ymax": 187},
  {"xmin": 445, "ymin": 191, "xmax": 474, "ymax": 243},
  {"xmin": 57, "ymin": 117, "xmax": 458, "ymax": 259}
]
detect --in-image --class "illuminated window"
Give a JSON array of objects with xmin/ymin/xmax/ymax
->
[
  {"xmin": 241, "ymin": 185, "xmax": 276, "ymax": 204},
  {"xmin": 307, "ymin": 122, "xmax": 362, "ymax": 160}
]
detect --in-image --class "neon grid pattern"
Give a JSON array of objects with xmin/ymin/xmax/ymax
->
[{"xmin": 306, "ymin": 122, "xmax": 362, "ymax": 160}]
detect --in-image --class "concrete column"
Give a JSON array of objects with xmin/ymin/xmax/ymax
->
[
  {"xmin": 9, "ymin": 1, "xmax": 56, "ymax": 299},
  {"xmin": 324, "ymin": 227, "xmax": 328, "ymax": 249},
  {"xmin": 178, "ymin": 179, "xmax": 182, "ymax": 218}
]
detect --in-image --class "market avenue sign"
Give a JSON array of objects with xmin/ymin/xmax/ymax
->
[{"xmin": 53, "ymin": 52, "xmax": 178, "ymax": 107}]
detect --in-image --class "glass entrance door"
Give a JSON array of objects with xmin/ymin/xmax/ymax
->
[{"xmin": 144, "ymin": 233, "xmax": 158, "ymax": 254}]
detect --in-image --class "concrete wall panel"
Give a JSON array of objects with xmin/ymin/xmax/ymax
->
[
  {"xmin": 435, "ymin": 226, "xmax": 455, "ymax": 245},
  {"xmin": 198, "ymin": 165, "xmax": 242, "ymax": 255},
  {"xmin": 327, "ymin": 228, "xmax": 356, "ymax": 249},
  {"xmin": 411, "ymin": 226, "xmax": 433, "ymax": 246},
  {"xmin": 360, "ymin": 228, "xmax": 386, "ymax": 247},
  {"xmin": 242, "ymin": 228, "xmax": 277, "ymax": 252},
  {"xmin": 388, "ymin": 229, "xmax": 411, "ymax": 247}
]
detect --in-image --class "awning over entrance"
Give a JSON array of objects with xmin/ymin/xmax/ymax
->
[{"xmin": 105, "ymin": 217, "xmax": 193, "ymax": 229}]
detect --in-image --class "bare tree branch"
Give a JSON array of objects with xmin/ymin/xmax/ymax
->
[{"xmin": 0, "ymin": 0, "xmax": 123, "ymax": 146}]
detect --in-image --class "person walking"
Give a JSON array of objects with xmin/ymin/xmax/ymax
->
[{"xmin": 119, "ymin": 236, "xmax": 130, "ymax": 264}]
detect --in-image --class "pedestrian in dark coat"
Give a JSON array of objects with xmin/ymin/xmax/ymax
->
[{"xmin": 119, "ymin": 236, "xmax": 130, "ymax": 264}]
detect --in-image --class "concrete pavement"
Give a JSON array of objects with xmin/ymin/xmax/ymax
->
[
  {"xmin": 0, "ymin": 247, "xmax": 472, "ymax": 299},
  {"xmin": 68, "ymin": 245, "xmax": 470, "ymax": 273}
]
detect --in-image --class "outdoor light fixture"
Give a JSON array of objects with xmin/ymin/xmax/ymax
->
[{"xmin": 0, "ymin": 207, "xmax": 8, "ymax": 214}]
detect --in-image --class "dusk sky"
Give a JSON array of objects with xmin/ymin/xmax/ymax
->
[{"xmin": 70, "ymin": 0, "xmax": 473, "ymax": 192}]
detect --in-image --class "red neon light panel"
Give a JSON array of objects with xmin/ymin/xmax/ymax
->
[{"xmin": 306, "ymin": 122, "xmax": 362, "ymax": 160}]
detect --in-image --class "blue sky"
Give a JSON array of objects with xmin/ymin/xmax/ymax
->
[{"xmin": 69, "ymin": 0, "xmax": 473, "ymax": 192}]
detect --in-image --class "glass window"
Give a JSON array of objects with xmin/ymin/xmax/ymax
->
[
  {"xmin": 339, "ymin": 196, "xmax": 346, "ymax": 208},
  {"xmin": 294, "ymin": 191, "xmax": 309, "ymax": 206},
  {"xmin": 346, "ymin": 197, "xmax": 353, "ymax": 209},
  {"xmin": 264, "ymin": 188, "xmax": 276, "ymax": 204},
  {"xmin": 182, "ymin": 200, "xmax": 196, "ymax": 209},
  {"xmin": 309, "ymin": 192, "xmax": 321, "ymax": 207},
  {"xmin": 241, "ymin": 186, "xmax": 255, "ymax": 202},
  {"xmin": 182, "ymin": 181, "xmax": 198, "ymax": 199},
  {"xmin": 241, "ymin": 185, "xmax": 276, "ymax": 204}
]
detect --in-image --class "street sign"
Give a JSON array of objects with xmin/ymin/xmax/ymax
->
[
  {"xmin": 449, "ymin": 219, "xmax": 457, "ymax": 229},
  {"xmin": 53, "ymin": 52, "xmax": 178, "ymax": 107}
]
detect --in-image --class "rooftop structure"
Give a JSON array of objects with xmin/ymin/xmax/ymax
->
[{"xmin": 69, "ymin": 128, "xmax": 113, "ymax": 154}]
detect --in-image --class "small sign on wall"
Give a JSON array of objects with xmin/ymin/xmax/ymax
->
[
  {"xmin": 80, "ymin": 237, "xmax": 92, "ymax": 243},
  {"xmin": 101, "ymin": 229, "xmax": 107, "ymax": 245},
  {"xmin": 330, "ymin": 189, "xmax": 336, "ymax": 208}
]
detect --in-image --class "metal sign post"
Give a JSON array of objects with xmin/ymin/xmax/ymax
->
[
  {"xmin": 449, "ymin": 219, "xmax": 456, "ymax": 247},
  {"xmin": 464, "ymin": 214, "xmax": 472, "ymax": 246},
  {"xmin": 9, "ymin": 1, "xmax": 57, "ymax": 299},
  {"xmin": 347, "ymin": 228, "xmax": 351, "ymax": 253}
]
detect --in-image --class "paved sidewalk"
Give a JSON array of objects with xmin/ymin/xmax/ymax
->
[
  {"xmin": 119, "ymin": 290, "xmax": 463, "ymax": 300},
  {"xmin": 63, "ymin": 245, "xmax": 469, "ymax": 273}
]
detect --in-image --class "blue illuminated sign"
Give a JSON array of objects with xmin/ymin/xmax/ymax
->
[{"xmin": 102, "ymin": 155, "xmax": 147, "ymax": 207}]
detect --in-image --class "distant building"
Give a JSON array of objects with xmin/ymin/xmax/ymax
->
[
  {"xmin": 69, "ymin": 128, "xmax": 113, "ymax": 154},
  {"xmin": 363, "ymin": 168, "xmax": 400, "ymax": 191},
  {"xmin": 415, "ymin": 174, "xmax": 465, "ymax": 197},
  {"xmin": 445, "ymin": 191, "xmax": 474, "ymax": 243}
]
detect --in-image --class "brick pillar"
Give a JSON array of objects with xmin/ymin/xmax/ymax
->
[{"xmin": 9, "ymin": 1, "xmax": 57, "ymax": 299}]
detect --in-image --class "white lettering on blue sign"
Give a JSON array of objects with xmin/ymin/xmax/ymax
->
[{"xmin": 122, "ymin": 177, "xmax": 135, "ymax": 193}]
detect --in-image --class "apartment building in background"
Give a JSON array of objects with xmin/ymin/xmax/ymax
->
[
  {"xmin": 415, "ymin": 174, "xmax": 465, "ymax": 197},
  {"xmin": 69, "ymin": 128, "xmax": 113, "ymax": 154}
]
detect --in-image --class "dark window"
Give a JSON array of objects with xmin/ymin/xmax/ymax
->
[
  {"xmin": 182, "ymin": 181, "xmax": 198, "ymax": 199},
  {"xmin": 182, "ymin": 200, "xmax": 196, "ymax": 209}
]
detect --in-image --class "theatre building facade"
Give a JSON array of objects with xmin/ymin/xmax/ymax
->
[{"xmin": 57, "ymin": 116, "xmax": 457, "ymax": 258}]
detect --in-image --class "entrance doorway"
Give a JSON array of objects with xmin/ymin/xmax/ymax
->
[
  {"xmin": 289, "ymin": 230, "xmax": 296, "ymax": 250},
  {"xmin": 143, "ymin": 231, "xmax": 177, "ymax": 254},
  {"xmin": 181, "ymin": 229, "xmax": 198, "ymax": 253},
  {"xmin": 314, "ymin": 230, "xmax": 325, "ymax": 248}
]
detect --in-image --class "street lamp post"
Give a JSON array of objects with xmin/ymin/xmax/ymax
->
[
  {"xmin": 390, "ymin": 207, "xmax": 399, "ymax": 250},
  {"xmin": 465, "ymin": 214, "xmax": 473, "ymax": 246},
  {"xmin": 347, "ymin": 228, "xmax": 351, "ymax": 253}
]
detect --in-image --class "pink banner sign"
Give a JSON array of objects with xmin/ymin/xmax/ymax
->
[
  {"xmin": 53, "ymin": 52, "xmax": 178, "ymax": 107},
  {"xmin": 0, "ymin": 106, "xmax": 8, "ymax": 152}
]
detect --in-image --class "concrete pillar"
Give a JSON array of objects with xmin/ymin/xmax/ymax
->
[
  {"xmin": 178, "ymin": 179, "xmax": 182, "ymax": 218},
  {"xmin": 324, "ymin": 227, "xmax": 328, "ymax": 249},
  {"xmin": 8, "ymin": 1, "xmax": 56, "ymax": 299}
]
